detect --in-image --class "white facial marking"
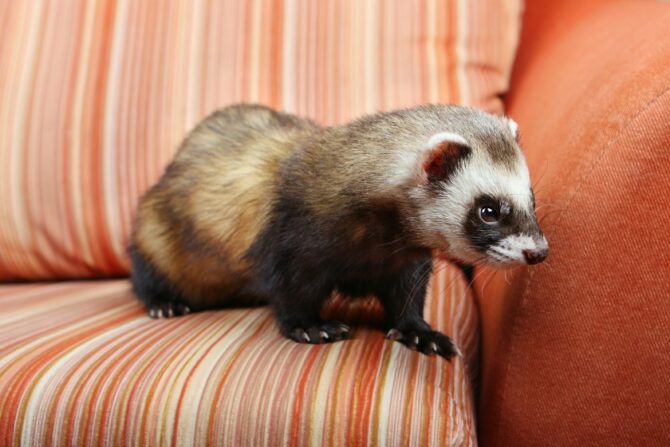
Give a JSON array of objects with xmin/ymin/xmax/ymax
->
[
  {"xmin": 489, "ymin": 234, "xmax": 536, "ymax": 263},
  {"xmin": 488, "ymin": 234, "xmax": 548, "ymax": 265},
  {"xmin": 446, "ymin": 157, "xmax": 530, "ymax": 233}
]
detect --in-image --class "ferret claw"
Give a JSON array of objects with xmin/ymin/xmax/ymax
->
[
  {"xmin": 336, "ymin": 324, "xmax": 351, "ymax": 335},
  {"xmin": 147, "ymin": 302, "xmax": 192, "ymax": 319},
  {"xmin": 288, "ymin": 321, "xmax": 351, "ymax": 344},
  {"xmin": 386, "ymin": 328, "xmax": 403, "ymax": 341},
  {"xmin": 385, "ymin": 327, "xmax": 459, "ymax": 360}
]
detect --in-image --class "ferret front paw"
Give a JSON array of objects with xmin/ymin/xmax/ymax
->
[
  {"xmin": 287, "ymin": 321, "xmax": 352, "ymax": 344},
  {"xmin": 386, "ymin": 328, "xmax": 460, "ymax": 360},
  {"xmin": 147, "ymin": 302, "xmax": 191, "ymax": 319}
]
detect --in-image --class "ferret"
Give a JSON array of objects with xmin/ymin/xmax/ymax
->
[{"xmin": 129, "ymin": 104, "xmax": 548, "ymax": 359}]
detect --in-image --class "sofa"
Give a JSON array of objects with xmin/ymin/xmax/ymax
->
[{"xmin": 1, "ymin": 0, "xmax": 669, "ymax": 446}]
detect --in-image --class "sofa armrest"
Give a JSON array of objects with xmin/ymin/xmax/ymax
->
[{"xmin": 477, "ymin": 1, "xmax": 670, "ymax": 445}]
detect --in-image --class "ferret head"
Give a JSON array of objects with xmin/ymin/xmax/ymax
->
[{"xmin": 400, "ymin": 106, "xmax": 548, "ymax": 267}]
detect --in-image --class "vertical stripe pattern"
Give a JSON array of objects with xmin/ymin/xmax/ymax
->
[
  {"xmin": 0, "ymin": 0, "xmax": 521, "ymax": 280},
  {"xmin": 0, "ymin": 259, "xmax": 479, "ymax": 445}
]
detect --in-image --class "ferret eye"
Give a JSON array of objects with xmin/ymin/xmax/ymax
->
[{"xmin": 479, "ymin": 206, "xmax": 500, "ymax": 224}]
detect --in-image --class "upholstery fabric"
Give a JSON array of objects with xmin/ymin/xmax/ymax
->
[
  {"xmin": 476, "ymin": 1, "xmax": 670, "ymax": 445},
  {"xmin": 0, "ymin": 0, "xmax": 521, "ymax": 280},
  {"xmin": 0, "ymin": 261, "xmax": 478, "ymax": 446}
]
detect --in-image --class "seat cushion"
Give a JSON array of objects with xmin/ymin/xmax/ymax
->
[
  {"xmin": 0, "ymin": 0, "xmax": 521, "ymax": 280},
  {"xmin": 0, "ymin": 262, "xmax": 478, "ymax": 446}
]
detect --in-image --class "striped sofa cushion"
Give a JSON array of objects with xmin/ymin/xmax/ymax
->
[
  {"xmin": 0, "ymin": 260, "xmax": 478, "ymax": 446},
  {"xmin": 0, "ymin": 0, "xmax": 521, "ymax": 280}
]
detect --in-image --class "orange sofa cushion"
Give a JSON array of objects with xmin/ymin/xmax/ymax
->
[
  {"xmin": 476, "ymin": 1, "xmax": 670, "ymax": 445},
  {"xmin": 0, "ymin": 0, "xmax": 521, "ymax": 280},
  {"xmin": 0, "ymin": 262, "xmax": 478, "ymax": 445}
]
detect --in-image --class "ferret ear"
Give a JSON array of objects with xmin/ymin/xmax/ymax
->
[
  {"xmin": 507, "ymin": 118, "xmax": 519, "ymax": 141},
  {"xmin": 422, "ymin": 132, "xmax": 471, "ymax": 182}
]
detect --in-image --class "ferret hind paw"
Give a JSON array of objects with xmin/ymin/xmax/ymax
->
[{"xmin": 147, "ymin": 302, "xmax": 191, "ymax": 319}]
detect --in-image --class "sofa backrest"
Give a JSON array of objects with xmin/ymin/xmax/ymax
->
[{"xmin": 0, "ymin": 0, "xmax": 521, "ymax": 280}]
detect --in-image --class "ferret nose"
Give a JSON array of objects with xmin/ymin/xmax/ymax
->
[{"xmin": 523, "ymin": 248, "xmax": 548, "ymax": 265}]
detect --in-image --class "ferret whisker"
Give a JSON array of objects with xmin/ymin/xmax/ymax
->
[
  {"xmin": 488, "ymin": 248, "xmax": 516, "ymax": 264},
  {"xmin": 503, "ymin": 271, "xmax": 512, "ymax": 286},
  {"xmin": 377, "ymin": 235, "xmax": 407, "ymax": 248},
  {"xmin": 479, "ymin": 269, "xmax": 499, "ymax": 298},
  {"xmin": 436, "ymin": 264, "xmax": 470, "ymax": 307},
  {"xmin": 399, "ymin": 266, "xmax": 425, "ymax": 316},
  {"xmin": 539, "ymin": 210, "xmax": 564, "ymax": 226},
  {"xmin": 464, "ymin": 265, "xmax": 488, "ymax": 288},
  {"xmin": 398, "ymin": 263, "xmax": 435, "ymax": 318},
  {"xmin": 534, "ymin": 204, "xmax": 563, "ymax": 212},
  {"xmin": 409, "ymin": 259, "xmax": 461, "ymax": 318},
  {"xmin": 539, "ymin": 207, "xmax": 565, "ymax": 218},
  {"xmin": 531, "ymin": 159, "xmax": 551, "ymax": 193},
  {"xmin": 380, "ymin": 244, "xmax": 410, "ymax": 261}
]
